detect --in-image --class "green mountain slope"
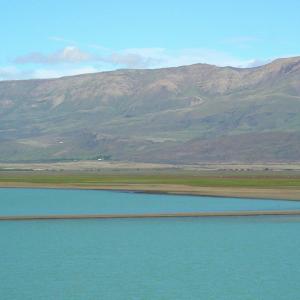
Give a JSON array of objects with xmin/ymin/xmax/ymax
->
[{"xmin": 0, "ymin": 56, "xmax": 300, "ymax": 163}]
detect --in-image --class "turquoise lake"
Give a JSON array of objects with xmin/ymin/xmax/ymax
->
[
  {"xmin": 1, "ymin": 188, "xmax": 300, "ymax": 215},
  {"xmin": 1, "ymin": 188, "xmax": 300, "ymax": 299}
]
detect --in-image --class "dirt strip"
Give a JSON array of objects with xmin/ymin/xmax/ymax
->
[{"xmin": 1, "ymin": 210, "xmax": 300, "ymax": 221}]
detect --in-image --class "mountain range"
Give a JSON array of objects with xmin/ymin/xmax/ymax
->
[{"xmin": 0, "ymin": 56, "xmax": 300, "ymax": 163}]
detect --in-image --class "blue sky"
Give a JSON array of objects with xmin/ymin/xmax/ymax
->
[{"xmin": 1, "ymin": 0, "xmax": 300, "ymax": 80}]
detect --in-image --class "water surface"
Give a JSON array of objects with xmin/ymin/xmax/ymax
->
[
  {"xmin": 0, "ymin": 188, "xmax": 300, "ymax": 216},
  {"xmin": 1, "ymin": 216, "xmax": 300, "ymax": 299},
  {"xmin": 1, "ymin": 188, "xmax": 300, "ymax": 299}
]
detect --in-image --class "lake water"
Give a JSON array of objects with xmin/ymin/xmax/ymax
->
[
  {"xmin": 1, "ymin": 188, "xmax": 300, "ymax": 299},
  {"xmin": 1, "ymin": 188, "xmax": 300, "ymax": 216}
]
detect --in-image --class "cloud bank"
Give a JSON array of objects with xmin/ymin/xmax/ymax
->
[
  {"xmin": 14, "ymin": 47, "xmax": 92, "ymax": 64},
  {"xmin": 1, "ymin": 46, "xmax": 272, "ymax": 80}
]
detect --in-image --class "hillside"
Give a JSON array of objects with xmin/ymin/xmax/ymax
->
[{"xmin": 0, "ymin": 56, "xmax": 300, "ymax": 163}]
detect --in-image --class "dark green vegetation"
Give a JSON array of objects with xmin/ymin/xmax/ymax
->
[
  {"xmin": 1, "ymin": 57, "xmax": 300, "ymax": 163},
  {"xmin": 1, "ymin": 172, "xmax": 300, "ymax": 188}
]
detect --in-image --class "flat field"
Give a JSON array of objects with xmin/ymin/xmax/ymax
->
[{"xmin": 1, "ymin": 164, "xmax": 300, "ymax": 200}]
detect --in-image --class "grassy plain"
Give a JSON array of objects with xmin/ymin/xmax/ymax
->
[
  {"xmin": 0, "ymin": 167, "xmax": 300, "ymax": 200},
  {"xmin": 0, "ymin": 172, "xmax": 300, "ymax": 188}
]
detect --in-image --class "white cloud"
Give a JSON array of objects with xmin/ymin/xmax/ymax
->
[
  {"xmin": 15, "ymin": 46, "xmax": 93, "ymax": 64},
  {"xmin": 31, "ymin": 66, "xmax": 99, "ymax": 79},
  {"xmin": 0, "ymin": 66, "xmax": 21, "ymax": 80},
  {"xmin": 14, "ymin": 46, "xmax": 161, "ymax": 68},
  {"xmin": 243, "ymin": 59, "xmax": 271, "ymax": 68},
  {"xmin": 0, "ymin": 65, "xmax": 99, "ymax": 81},
  {"xmin": 14, "ymin": 46, "xmax": 255, "ymax": 68},
  {"xmin": 1, "ymin": 45, "xmax": 277, "ymax": 80},
  {"xmin": 110, "ymin": 48, "xmax": 256, "ymax": 68},
  {"xmin": 104, "ymin": 51, "xmax": 162, "ymax": 68}
]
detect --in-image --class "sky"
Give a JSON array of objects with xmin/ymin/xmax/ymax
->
[{"xmin": 1, "ymin": 0, "xmax": 300, "ymax": 80}]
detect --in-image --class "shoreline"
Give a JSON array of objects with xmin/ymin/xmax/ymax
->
[{"xmin": 1, "ymin": 182, "xmax": 299, "ymax": 201}]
